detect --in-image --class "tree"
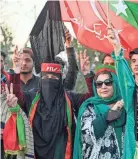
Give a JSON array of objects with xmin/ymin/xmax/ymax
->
[
  {"xmin": 1, "ymin": 24, "xmax": 14, "ymax": 54},
  {"xmin": 0, "ymin": 24, "xmax": 15, "ymax": 69}
]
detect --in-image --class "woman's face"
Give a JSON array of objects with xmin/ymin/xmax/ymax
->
[
  {"xmin": 42, "ymin": 73, "xmax": 59, "ymax": 80},
  {"xmin": 95, "ymin": 74, "xmax": 113, "ymax": 99}
]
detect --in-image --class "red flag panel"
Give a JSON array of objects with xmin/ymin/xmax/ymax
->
[{"xmin": 60, "ymin": 0, "xmax": 138, "ymax": 58}]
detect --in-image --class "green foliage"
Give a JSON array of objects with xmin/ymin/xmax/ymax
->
[
  {"xmin": 72, "ymin": 38, "xmax": 105, "ymax": 93},
  {"xmin": 1, "ymin": 24, "xmax": 14, "ymax": 69},
  {"xmin": 1, "ymin": 24, "xmax": 14, "ymax": 54}
]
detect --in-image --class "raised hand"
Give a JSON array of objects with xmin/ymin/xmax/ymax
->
[
  {"xmin": 12, "ymin": 45, "xmax": 21, "ymax": 73},
  {"xmin": 65, "ymin": 29, "xmax": 72, "ymax": 48},
  {"xmin": 5, "ymin": 83, "xmax": 18, "ymax": 107},
  {"xmin": 107, "ymin": 27, "xmax": 122, "ymax": 56},
  {"xmin": 111, "ymin": 99, "xmax": 124, "ymax": 111},
  {"xmin": 79, "ymin": 49, "xmax": 90, "ymax": 75}
]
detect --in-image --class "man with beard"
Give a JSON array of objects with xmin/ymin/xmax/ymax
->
[
  {"xmin": 19, "ymin": 47, "xmax": 40, "ymax": 92},
  {"xmin": 0, "ymin": 55, "xmax": 31, "ymax": 159},
  {"xmin": 12, "ymin": 46, "xmax": 93, "ymax": 159},
  {"xmin": 130, "ymin": 48, "xmax": 138, "ymax": 84}
]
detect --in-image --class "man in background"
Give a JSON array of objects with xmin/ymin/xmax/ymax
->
[
  {"xmin": 102, "ymin": 54, "xmax": 114, "ymax": 66},
  {"xmin": 19, "ymin": 47, "xmax": 40, "ymax": 92}
]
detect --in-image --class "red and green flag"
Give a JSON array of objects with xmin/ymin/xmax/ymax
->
[{"xmin": 60, "ymin": 0, "xmax": 138, "ymax": 58}]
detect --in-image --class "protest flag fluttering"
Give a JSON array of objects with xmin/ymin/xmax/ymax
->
[
  {"xmin": 30, "ymin": 1, "xmax": 65, "ymax": 73},
  {"xmin": 60, "ymin": 0, "xmax": 138, "ymax": 58}
]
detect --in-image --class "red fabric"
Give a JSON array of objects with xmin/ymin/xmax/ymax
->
[
  {"xmin": 3, "ymin": 113, "xmax": 20, "ymax": 152},
  {"xmin": 41, "ymin": 63, "xmax": 61, "ymax": 73},
  {"xmin": 95, "ymin": 68, "xmax": 116, "ymax": 75},
  {"xmin": 29, "ymin": 99, "xmax": 40, "ymax": 127},
  {"xmin": 65, "ymin": 127, "xmax": 71, "ymax": 159},
  {"xmin": 65, "ymin": 93, "xmax": 72, "ymax": 122},
  {"xmin": 85, "ymin": 76, "xmax": 94, "ymax": 94},
  {"xmin": 65, "ymin": 93, "xmax": 72, "ymax": 159},
  {"xmin": 128, "ymin": 0, "xmax": 138, "ymax": 3},
  {"xmin": 60, "ymin": 1, "xmax": 138, "ymax": 58}
]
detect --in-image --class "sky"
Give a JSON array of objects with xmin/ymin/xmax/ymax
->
[
  {"xmin": 1, "ymin": 0, "xmax": 47, "ymax": 48},
  {"xmin": 0, "ymin": 0, "xmax": 75, "ymax": 50}
]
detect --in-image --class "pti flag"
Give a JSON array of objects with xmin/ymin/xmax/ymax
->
[{"xmin": 60, "ymin": 0, "xmax": 138, "ymax": 58}]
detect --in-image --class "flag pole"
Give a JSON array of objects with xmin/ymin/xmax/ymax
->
[{"xmin": 107, "ymin": 0, "xmax": 111, "ymax": 28}]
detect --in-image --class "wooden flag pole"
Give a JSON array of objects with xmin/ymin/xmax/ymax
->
[{"xmin": 107, "ymin": 0, "xmax": 111, "ymax": 28}]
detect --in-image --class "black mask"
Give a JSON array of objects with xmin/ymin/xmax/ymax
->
[
  {"xmin": 33, "ymin": 75, "xmax": 66, "ymax": 159},
  {"xmin": 40, "ymin": 78, "xmax": 60, "ymax": 108}
]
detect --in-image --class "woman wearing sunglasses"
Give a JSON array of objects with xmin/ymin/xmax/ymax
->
[{"xmin": 73, "ymin": 64, "xmax": 126, "ymax": 159}]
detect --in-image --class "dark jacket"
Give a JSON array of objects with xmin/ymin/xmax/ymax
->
[
  {"xmin": 134, "ymin": 85, "xmax": 138, "ymax": 141},
  {"xmin": 21, "ymin": 75, "xmax": 40, "ymax": 92},
  {"xmin": 55, "ymin": 47, "xmax": 78, "ymax": 90}
]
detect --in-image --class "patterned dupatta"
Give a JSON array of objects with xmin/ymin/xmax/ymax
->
[
  {"xmin": 1, "ymin": 93, "xmax": 34, "ymax": 159},
  {"xmin": 80, "ymin": 104, "xmax": 125, "ymax": 159},
  {"xmin": 73, "ymin": 68, "xmax": 126, "ymax": 159}
]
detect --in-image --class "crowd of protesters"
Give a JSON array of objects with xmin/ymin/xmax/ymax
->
[{"xmin": 1, "ymin": 27, "xmax": 138, "ymax": 159}]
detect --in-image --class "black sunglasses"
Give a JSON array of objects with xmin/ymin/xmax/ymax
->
[
  {"xmin": 104, "ymin": 63, "xmax": 114, "ymax": 66},
  {"xmin": 95, "ymin": 79, "xmax": 113, "ymax": 88}
]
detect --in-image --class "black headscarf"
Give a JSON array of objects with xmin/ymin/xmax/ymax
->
[{"xmin": 32, "ymin": 72, "xmax": 67, "ymax": 159}]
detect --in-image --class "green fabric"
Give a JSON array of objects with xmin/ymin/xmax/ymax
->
[
  {"xmin": 66, "ymin": 102, "xmax": 72, "ymax": 133},
  {"xmin": 9, "ymin": 104, "xmax": 26, "ymax": 148},
  {"xmin": 29, "ymin": 93, "xmax": 40, "ymax": 116},
  {"xmin": 94, "ymin": 64, "xmax": 115, "ymax": 74},
  {"xmin": 112, "ymin": 49, "xmax": 136, "ymax": 159},
  {"xmin": 54, "ymin": 133, "xmax": 65, "ymax": 159},
  {"xmin": 92, "ymin": 105, "xmax": 109, "ymax": 139},
  {"xmin": 134, "ymin": 148, "xmax": 138, "ymax": 159},
  {"xmin": 94, "ymin": 104, "xmax": 126, "ymax": 154},
  {"xmin": 110, "ymin": 108, "xmax": 126, "ymax": 155},
  {"xmin": 73, "ymin": 70, "xmax": 123, "ymax": 159},
  {"xmin": 92, "ymin": 70, "xmax": 122, "ymax": 105},
  {"xmin": 101, "ymin": 1, "xmax": 138, "ymax": 29},
  {"xmin": 125, "ymin": 1, "xmax": 138, "ymax": 29}
]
